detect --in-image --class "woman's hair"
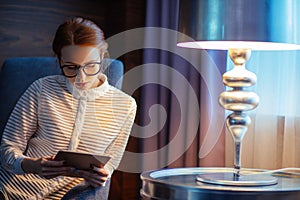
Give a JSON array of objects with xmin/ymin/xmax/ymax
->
[{"xmin": 52, "ymin": 17, "xmax": 108, "ymax": 60}]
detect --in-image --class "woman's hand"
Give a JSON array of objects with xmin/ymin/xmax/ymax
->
[
  {"xmin": 72, "ymin": 166, "xmax": 109, "ymax": 187},
  {"xmin": 21, "ymin": 156, "xmax": 71, "ymax": 179},
  {"xmin": 21, "ymin": 156, "xmax": 109, "ymax": 186}
]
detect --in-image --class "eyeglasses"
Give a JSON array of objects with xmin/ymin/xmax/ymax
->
[{"xmin": 60, "ymin": 61, "xmax": 102, "ymax": 78}]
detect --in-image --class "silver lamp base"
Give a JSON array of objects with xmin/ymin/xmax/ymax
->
[{"xmin": 196, "ymin": 172, "xmax": 278, "ymax": 186}]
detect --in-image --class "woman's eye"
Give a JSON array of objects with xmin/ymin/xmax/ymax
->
[
  {"xmin": 85, "ymin": 64, "xmax": 96, "ymax": 68},
  {"xmin": 67, "ymin": 65, "xmax": 78, "ymax": 70}
]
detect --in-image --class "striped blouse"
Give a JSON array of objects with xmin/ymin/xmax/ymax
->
[{"xmin": 0, "ymin": 74, "xmax": 137, "ymax": 199}]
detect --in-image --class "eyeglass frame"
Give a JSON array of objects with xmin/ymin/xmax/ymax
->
[{"xmin": 60, "ymin": 61, "xmax": 103, "ymax": 78}]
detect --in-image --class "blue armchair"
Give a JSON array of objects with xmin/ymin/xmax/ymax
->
[{"xmin": 0, "ymin": 57, "xmax": 124, "ymax": 140}]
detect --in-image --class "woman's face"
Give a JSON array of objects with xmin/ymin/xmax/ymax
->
[{"xmin": 60, "ymin": 45, "xmax": 102, "ymax": 90}]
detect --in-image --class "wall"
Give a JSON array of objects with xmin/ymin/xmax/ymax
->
[
  {"xmin": 0, "ymin": 0, "xmax": 110, "ymax": 66},
  {"xmin": 0, "ymin": 0, "xmax": 145, "ymax": 199}
]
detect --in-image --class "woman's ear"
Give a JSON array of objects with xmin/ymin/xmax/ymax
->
[{"xmin": 98, "ymin": 41, "xmax": 109, "ymax": 59}]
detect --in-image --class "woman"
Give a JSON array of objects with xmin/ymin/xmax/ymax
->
[{"xmin": 0, "ymin": 17, "xmax": 136, "ymax": 199}]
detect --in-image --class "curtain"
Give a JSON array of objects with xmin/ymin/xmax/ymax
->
[
  {"xmin": 225, "ymin": 50, "xmax": 300, "ymax": 170},
  {"xmin": 136, "ymin": 0, "xmax": 227, "ymax": 173}
]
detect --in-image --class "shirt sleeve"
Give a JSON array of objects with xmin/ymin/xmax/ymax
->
[
  {"xmin": 104, "ymin": 97, "xmax": 137, "ymax": 177},
  {"xmin": 0, "ymin": 79, "xmax": 41, "ymax": 174}
]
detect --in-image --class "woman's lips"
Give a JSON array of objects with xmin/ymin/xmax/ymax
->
[{"xmin": 75, "ymin": 82, "xmax": 88, "ymax": 87}]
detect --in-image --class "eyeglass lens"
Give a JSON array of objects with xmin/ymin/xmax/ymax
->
[{"xmin": 62, "ymin": 62, "xmax": 101, "ymax": 77}]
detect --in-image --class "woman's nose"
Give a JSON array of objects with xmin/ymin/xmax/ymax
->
[{"xmin": 75, "ymin": 68, "xmax": 86, "ymax": 82}]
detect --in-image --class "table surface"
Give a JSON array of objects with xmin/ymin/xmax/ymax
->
[{"xmin": 140, "ymin": 167, "xmax": 300, "ymax": 200}]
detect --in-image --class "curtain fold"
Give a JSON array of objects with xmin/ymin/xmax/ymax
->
[{"xmin": 139, "ymin": 0, "xmax": 227, "ymax": 171}]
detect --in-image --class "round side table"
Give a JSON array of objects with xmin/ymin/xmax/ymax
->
[{"xmin": 140, "ymin": 167, "xmax": 300, "ymax": 200}]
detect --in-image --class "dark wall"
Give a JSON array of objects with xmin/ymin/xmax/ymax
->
[
  {"xmin": 0, "ymin": 0, "xmax": 145, "ymax": 199},
  {"xmin": 0, "ymin": 0, "xmax": 110, "ymax": 66}
]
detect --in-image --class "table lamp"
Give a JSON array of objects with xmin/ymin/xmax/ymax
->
[{"xmin": 177, "ymin": 0, "xmax": 300, "ymax": 186}]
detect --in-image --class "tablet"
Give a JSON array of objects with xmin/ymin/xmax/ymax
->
[{"xmin": 54, "ymin": 151, "xmax": 111, "ymax": 170}]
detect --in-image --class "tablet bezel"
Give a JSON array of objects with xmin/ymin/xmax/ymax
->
[{"xmin": 54, "ymin": 151, "xmax": 111, "ymax": 170}]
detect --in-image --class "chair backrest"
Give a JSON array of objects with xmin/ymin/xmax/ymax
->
[{"xmin": 0, "ymin": 57, "xmax": 124, "ymax": 138}]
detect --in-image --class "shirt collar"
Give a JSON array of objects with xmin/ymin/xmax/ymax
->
[{"xmin": 65, "ymin": 74, "xmax": 109, "ymax": 101}]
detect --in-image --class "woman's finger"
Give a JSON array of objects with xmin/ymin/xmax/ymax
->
[
  {"xmin": 85, "ymin": 176, "xmax": 107, "ymax": 187},
  {"xmin": 76, "ymin": 170, "xmax": 107, "ymax": 187},
  {"xmin": 41, "ymin": 159, "xmax": 65, "ymax": 167},
  {"xmin": 42, "ymin": 171, "xmax": 67, "ymax": 179},
  {"xmin": 92, "ymin": 166, "xmax": 108, "ymax": 177},
  {"xmin": 41, "ymin": 166, "xmax": 70, "ymax": 173}
]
